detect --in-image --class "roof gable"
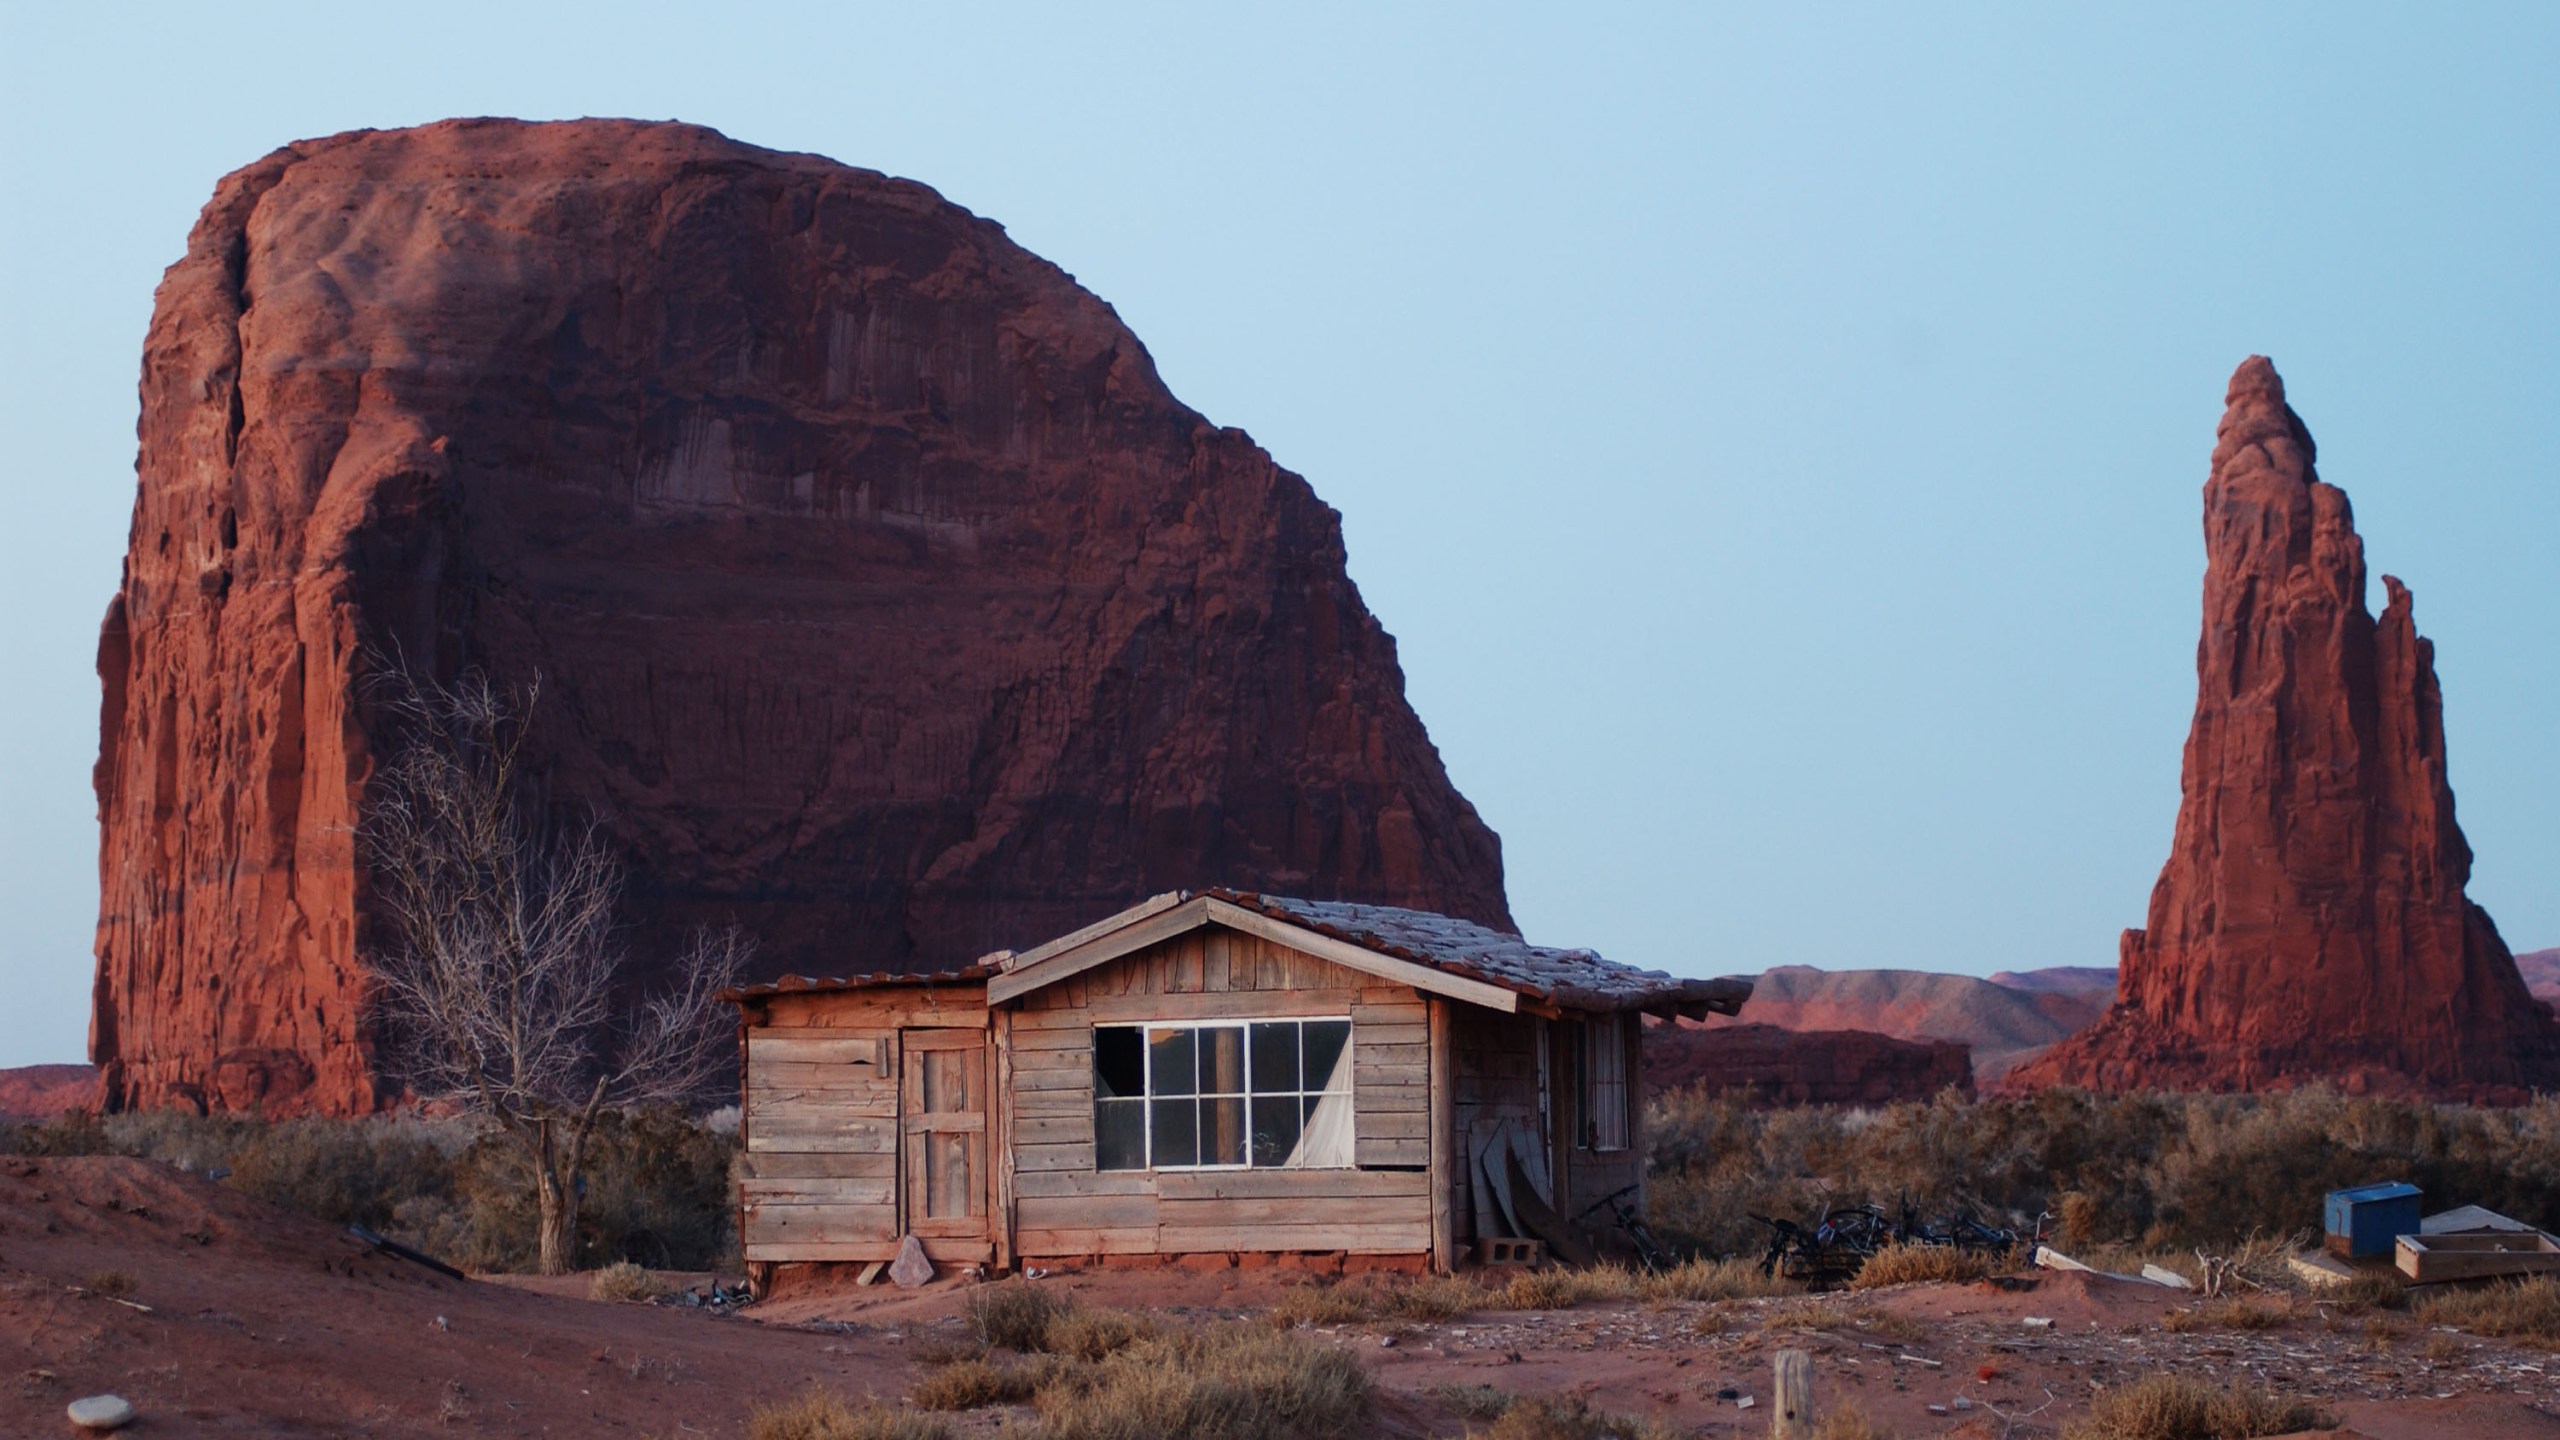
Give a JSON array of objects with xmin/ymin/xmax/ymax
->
[{"xmin": 983, "ymin": 889, "xmax": 1750, "ymax": 1018}]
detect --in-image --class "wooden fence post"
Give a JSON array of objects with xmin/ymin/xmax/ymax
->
[{"xmin": 1772, "ymin": 1348, "xmax": 1812, "ymax": 1438}]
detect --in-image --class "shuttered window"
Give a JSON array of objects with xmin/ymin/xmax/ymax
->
[{"xmin": 1093, "ymin": 1018, "xmax": 1352, "ymax": 1170}]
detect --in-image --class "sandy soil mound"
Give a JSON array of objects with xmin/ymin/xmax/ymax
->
[{"xmin": 0, "ymin": 1156, "xmax": 907, "ymax": 1436}]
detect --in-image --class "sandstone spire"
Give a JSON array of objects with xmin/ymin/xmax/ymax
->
[{"xmin": 2013, "ymin": 357, "xmax": 2559, "ymax": 1099}]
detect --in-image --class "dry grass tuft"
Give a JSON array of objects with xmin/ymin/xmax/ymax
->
[
  {"xmin": 1472, "ymin": 1393, "xmax": 1677, "ymax": 1440},
  {"xmin": 1810, "ymin": 1402, "xmax": 1898, "ymax": 1440},
  {"xmin": 2159, "ymin": 1296, "xmax": 2295, "ymax": 1333},
  {"xmin": 81, "ymin": 1270, "xmax": 137, "ymax": 1299},
  {"xmin": 1031, "ymin": 1320, "xmax": 1370, "ymax": 1440},
  {"xmin": 2056, "ymin": 1374, "xmax": 2332, "ymax": 1440},
  {"xmin": 966, "ymin": 1281, "xmax": 1070, "ymax": 1350},
  {"xmin": 587, "ymin": 1260, "xmax": 668, "ymax": 1303},
  {"xmin": 1432, "ymin": 1383, "xmax": 1517, "ymax": 1420},
  {"xmin": 910, "ymin": 1358, "xmax": 1042, "ymax": 1411},
  {"xmin": 1042, "ymin": 1304, "xmax": 1156, "ymax": 1361},
  {"xmin": 2414, "ymin": 1276, "xmax": 2560, "ymax": 1347},
  {"xmin": 1637, "ymin": 1256, "xmax": 1799, "ymax": 1304},
  {"xmin": 2423, "ymin": 1330, "xmax": 2467, "ymax": 1363},
  {"xmin": 749, "ymin": 1385, "xmax": 956, "ymax": 1440},
  {"xmin": 1757, "ymin": 1299, "xmax": 1925, "ymax": 1342},
  {"xmin": 2320, "ymin": 1271, "xmax": 2409, "ymax": 1313},
  {"xmin": 1849, "ymin": 1243, "xmax": 2007, "ymax": 1290}
]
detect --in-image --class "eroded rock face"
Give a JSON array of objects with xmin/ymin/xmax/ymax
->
[
  {"xmin": 94, "ymin": 119, "xmax": 1510, "ymax": 1115},
  {"xmin": 2011, "ymin": 358, "xmax": 2559, "ymax": 1100}
]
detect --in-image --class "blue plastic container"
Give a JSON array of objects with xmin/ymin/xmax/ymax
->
[{"xmin": 2324, "ymin": 1182, "xmax": 2421, "ymax": 1259}]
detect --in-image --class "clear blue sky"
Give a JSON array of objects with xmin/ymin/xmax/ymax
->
[{"xmin": 2, "ymin": 4, "xmax": 2553, "ymax": 1067}]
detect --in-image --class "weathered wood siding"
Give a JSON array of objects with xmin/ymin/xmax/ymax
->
[
  {"xmin": 1006, "ymin": 924, "xmax": 1434, "ymax": 1258},
  {"xmin": 737, "ymin": 986, "xmax": 990, "ymax": 1263},
  {"xmin": 1450, "ymin": 1005, "xmax": 1545, "ymax": 1249}
]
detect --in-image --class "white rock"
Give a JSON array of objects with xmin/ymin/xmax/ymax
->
[{"xmin": 67, "ymin": 1395, "xmax": 136, "ymax": 1431}]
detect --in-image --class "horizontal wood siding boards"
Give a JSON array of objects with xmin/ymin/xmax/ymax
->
[
  {"xmin": 1016, "ymin": 1142, "xmax": 1098, "ymax": 1173},
  {"xmin": 741, "ymin": 1203, "xmax": 897, "ymax": 1242},
  {"xmin": 1012, "ymin": 1115, "xmax": 1093, "ymax": 1145},
  {"xmin": 1015, "ymin": 1227, "xmax": 1160, "ymax": 1257},
  {"xmin": 1158, "ymin": 1195, "xmax": 1428, "ymax": 1230},
  {"xmin": 1155, "ymin": 1223, "xmax": 1430, "ymax": 1255},
  {"xmin": 742, "ymin": 1081, "xmax": 901, "ymax": 1117},
  {"xmin": 1017, "ymin": 1194, "xmax": 1160, "ymax": 1230},
  {"xmin": 1012, "ymin": 1170, "xmax": 1153, "ymax": 1200},
  {"xmin": 1154, "ymin": 1170, "xmax": 1427, "ymax": 1202},
  {"xmin": 747, "ymin": 1035, "xmax": 889, "ymax": 1064},
  {"xmin": 746, "ymin": 1117, "xmax": 896, "ymax": 1152},
  {"xmin": 757, "ymin": 989, "xmax": 988, "ymax": 1030},
  {"xmin": 740, "ymin": 1151, "xmax": 896, "ymax": 1181},
  {"xmin": 742, "ymin": 1177, "xmax": 896, "ymax": 1205},
  {"xmin": 744, "ymin": 1238, "xmax": 993, "ymax": 1264}
]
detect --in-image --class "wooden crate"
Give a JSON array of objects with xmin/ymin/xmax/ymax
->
[{"xmin": 2396, "ymin": 1230, "xmax": 2560, "ymax": 1284}]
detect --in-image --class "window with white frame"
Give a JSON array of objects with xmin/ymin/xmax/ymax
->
[
  {"xmin": 1578, "ymin": 1014, "xmax": 1630, "ymax": 1152},
  {"xmin": 1093, "ymin": 1018, "xmax": 1352, "ymax": 1170}
]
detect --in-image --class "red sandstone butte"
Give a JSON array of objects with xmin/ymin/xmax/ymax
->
[
  {"xmin": 93, "ymin": 119, "xmax": 1511, "ymax": 1116},
  {"xmin": 2011, "ymin": 357, "xmax": 2560, "ymax": 1100}
]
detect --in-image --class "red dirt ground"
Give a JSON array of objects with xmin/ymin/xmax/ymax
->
[{"xmin": 8, "ymin": 1155, "xmax": 2559, "ymax": 1437}]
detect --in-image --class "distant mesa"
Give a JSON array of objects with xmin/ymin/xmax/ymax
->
[
  {"xmin": 0, "ymin": 1064, "xmax": 98, "ymax": 1121},
  {"xmin": 2008, "ymin": 358, "xmax": 2560, "ymax": 1101},
  {"xmin": 1645, "ymin": 1021, "xmax": 1973, "ymax": 1107},
  {"xmin": 91, "ymin": 119, "xmax": 1509, "ymax": 1117},
  {"xmin": 1701, "ymin": 965, "xmax": 2105, "ymax": 1085}
]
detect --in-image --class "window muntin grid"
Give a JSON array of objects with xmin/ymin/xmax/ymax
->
[{"xmin": 1093, "ymin": 1018, "xmax": 1352, "ymax": 1170}]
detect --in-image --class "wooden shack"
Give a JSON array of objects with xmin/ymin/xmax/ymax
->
[{"xmin": 725, "ymin": 889, "xmax": 1749, "ymax": 1281}]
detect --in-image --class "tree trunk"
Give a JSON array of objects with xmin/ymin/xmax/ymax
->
[{"xmin": 532, "ymin": 1119, "xmax": 578, "ymax": 1276}]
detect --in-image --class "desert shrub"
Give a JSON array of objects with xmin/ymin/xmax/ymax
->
[
  {"xmin": 968, "ymin": 1280, "xmax": 1070, "ymax": 1350},
  {"xmin": 2413, "ymin": 1276, "xmax": 2560, "ymax": 1346},
  {"xmin": 1390, "ymin": 1272, "xmax": 1487, "ymax": 1319},
  {"xmin": 1433, "ymin": 1383, "xmax": 1517, "ymax": 1420},
  {"xmin": 1476, "ymin": 1394, "xmax": 1675, "ymax": 1440},
  {"xmin": 1032, "ymin": 1321, "xmax": 1369, "ymax": 1440},
  {"xmin": 2159, "ymin": 1297, "xmax": 2293, "ymax": 1333},
  {"xmin": 750, "ymin": 1386, "xmax": 955, "ymax": 1440},
  {"xmin": 1, "ymin": 1105, "xmax": 739, "ymax": 1274},
  {"xmin": 1849, "ymin": 1243, "xmax": 2006, "ymax": 1289},
  {"xmin": 910, "ymin": 1358, "xmax": 1041, "ymax": 1410},
  {"xmin": 2056, "ymin": 1374, "xmax": 2331, "ymax": 1440},
  {"xmin": 1810, "ymin": 1404, "xmax": 1897, "ymax": 1440},
  {"xmin": 1494, "ymin": 1265, "xmax": 1642, "ymax": 1310},
  {"xmin": 1266, "ymin": 1282, "xmax": 1381, "ymax": 1328},
  {"xmin": 82, "ymin": 1270, "xmax": 136, "ymax": 1298},
  {"xmin": 588, "ymin": 1260, "xmax": 668, "ymax": 1303},
  {"xmin": 1042, "ymin": 1303, "xmax": 1156, "ymax": 1361},
  {"xmin": 1645, "ymin": 1086, "xmax": 2560, "ymax": 1258}
]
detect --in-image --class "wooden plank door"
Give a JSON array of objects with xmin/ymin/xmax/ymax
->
[{"xmin": 901, "ymin": 1029, "xmax": 990, "ymax": 1242}]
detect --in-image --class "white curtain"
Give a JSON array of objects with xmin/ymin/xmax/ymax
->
[
  {"xmin": 1283, "ymin": 1029, "xmax": 1354, "ymax": 1168},
  {"xmin": 1287, "ymin": 1088, "xmax": 1355, "ymax": 1168}
]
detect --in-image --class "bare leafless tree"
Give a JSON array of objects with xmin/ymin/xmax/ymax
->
[{"xmin": 359, "ymin": 667, "xmax": 747, "ymax": 1275}]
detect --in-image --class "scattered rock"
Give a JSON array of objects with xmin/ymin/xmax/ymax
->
[
  {"xmin": 66, "ymin": 1394, "xmax": 136, "ymax": 1431},
  {"xmin": 889, "ymin": 1235, "xmax": 935, "ymax": 1289}
]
